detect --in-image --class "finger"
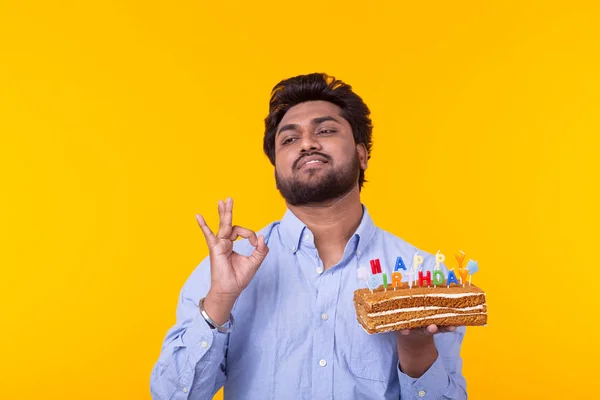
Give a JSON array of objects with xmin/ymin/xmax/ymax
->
[
  {"xmin": 440, "ymin": 326, "xmax": 457, "ymax": 333},
  {"xmin": 426, "ymin": 324, "xmax": 438, "ymax": 334},
  {"xmin": 196, "ymin": 214, "xmax": 217, "ymax": 248},
  {"xmin": 217, "ymin": 199, "xmax": 232, "ymax": 239},
  {"xmin": 229, "ymin": 225, "xmax": 258, "ymax": 246},
  {"xmin": 247, "ymin": 234, "xmax": 269, "ymax": 267},
  {"xmin": 225, "ymin": 197, "xmax": 233, "ymax": 226}
]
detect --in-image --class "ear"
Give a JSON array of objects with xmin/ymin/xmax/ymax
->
[{"xmin": 356, "ymin": 143, "xmax": 368, "ymax": 170}]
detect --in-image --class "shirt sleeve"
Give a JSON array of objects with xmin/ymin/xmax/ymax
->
[
  {"xmin": 150, "ymin": 256, "xmax": 232, "ymax": 400},
  {"xmin": 396, "ymin": 326, "xmax": 468, "ymax": 400}
]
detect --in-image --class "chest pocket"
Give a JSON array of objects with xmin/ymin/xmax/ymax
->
[{"xmin": 347, "ymin": 317, "xmax": 399, "ymax": 383}]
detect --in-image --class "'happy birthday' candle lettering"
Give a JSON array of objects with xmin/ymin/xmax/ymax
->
[
  {"xmin": 432, "ymin": 270, "xmax": 445, "ymax": 286},
  {"xmin": 394, "ymin": 257, "xmax": 407, "ymax": 271},
  {"xmin": 447, "ymin": 270, "xmax": 460, "ymax": 285},
  {"xmin": 418, "ymin": 271, "xmax": 431, "ymax": 287},
  {"xmin": 370, "ymin": 258, "xmax": 382, "ymax": 274},
  {"xmin": 458, "ymin": 268, "xmax": 469, "ymax": 285},
  {"xmin": 391, "ymin": 272, "xmax": 402, "ymax": 288}
]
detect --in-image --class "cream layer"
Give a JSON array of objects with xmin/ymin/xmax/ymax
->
[
  {"xmin": 367, "ymin": 304, "xmax": 486, "ymax": 317},
  {"xmin": 376, "ymin": 312, "xmax": 487, "ymax": 329}
]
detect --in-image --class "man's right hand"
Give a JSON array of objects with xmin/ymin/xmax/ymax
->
[{"xmin": 195, "ymin": 198, "xmax": 269, "ymax": 325}]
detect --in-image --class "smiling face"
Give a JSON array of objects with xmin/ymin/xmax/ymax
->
[{"xmin": 274, "ymin": 100, "xmax": 368, "ymax": 206}]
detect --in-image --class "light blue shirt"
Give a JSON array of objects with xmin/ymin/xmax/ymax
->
[{"xmin": 150, "ymin": 206, "xmax": 467, "ymax": 399}]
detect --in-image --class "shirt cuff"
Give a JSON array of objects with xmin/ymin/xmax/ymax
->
[
  {"xmin": 397, "ymin": 353, "xmax": 449, "ymax": 399},
  {"xmin": 181, "ymin": 310, "xmax": 230, "ymax": 364}
]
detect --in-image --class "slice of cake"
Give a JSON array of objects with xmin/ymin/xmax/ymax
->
[{"xmin": 354, "ymin": 283, "xmax": 487, "ymax": 334}]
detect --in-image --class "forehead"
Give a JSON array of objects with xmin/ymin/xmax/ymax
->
[{"xmin": 278, "ymin": 100, "xmax": 347, "ymax": 127}]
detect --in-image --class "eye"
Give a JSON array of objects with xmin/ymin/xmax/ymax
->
[
  {"xmin": 317, "ymin": 128, "xmax": 336, "ymax": 135},
  {"xmin": 281, "ymin": 137, "xmax": 296, "ymax": 145}
]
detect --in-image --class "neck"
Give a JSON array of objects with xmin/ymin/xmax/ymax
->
[{"xmin": 287, "ymin": 186, "xmax": 364, "ymax": 251}]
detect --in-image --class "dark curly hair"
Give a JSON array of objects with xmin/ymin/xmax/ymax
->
[{"xmin": 263, "ymin": 73, "xmax": 373, "ymax": 189}]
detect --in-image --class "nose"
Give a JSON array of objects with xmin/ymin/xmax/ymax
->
[{"xmin": 299, "ymin": 133, "xmax": 322, "ymax": 153}]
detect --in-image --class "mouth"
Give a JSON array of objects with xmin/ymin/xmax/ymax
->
[{"xmin": 296, "ymin": 155, "xmax": 329, "ymax": 170}]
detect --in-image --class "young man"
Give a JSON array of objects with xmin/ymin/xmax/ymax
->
[{"xmin": 150, "ymin": 73, "xmax": 467, "ymax": 399}]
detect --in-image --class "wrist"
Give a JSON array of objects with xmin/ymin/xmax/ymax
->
[
  {"xmin": 396, "ymin": 334, "xmax": 436, "ymax": 353},
  {"xmin": 203, "ymin": 290, "xmax": 237, "ymax": 326},
  {"xmin": 396, "ymin": 335, "xmax": 438, "ymax": 378}
]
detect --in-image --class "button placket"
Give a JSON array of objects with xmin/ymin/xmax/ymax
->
[{"xmin": 310, "ymin": 260, "xmax": 342, "ymax": 399}]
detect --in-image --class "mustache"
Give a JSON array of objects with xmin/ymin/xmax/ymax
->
[{"xmin": 292, "ymin": 152, "xmax": 331, "ymax": 170}]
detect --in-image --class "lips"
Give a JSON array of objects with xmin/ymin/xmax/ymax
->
[{"xmin": 296, "ymin": 155, "xmax": 329, "ymax": 169}]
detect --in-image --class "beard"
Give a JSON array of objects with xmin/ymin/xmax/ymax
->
[{"xmin": 275, "ymin": 152, "xmax": 361, "ymax": 206}]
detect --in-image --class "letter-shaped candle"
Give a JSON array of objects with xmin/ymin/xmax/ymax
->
[
  {"xmin": 369, "ymin": 274, "xmax": 380, "ymax": 290},
  {"xmin": 418, "ymin": 271, "xmax": 431, "ymax": 287},
  {"xmin": 458, "ymin": 268, "xmax": 469, "ymax": 286},
  {"xmin": 455, "ymin": 251, "xmax": 466, "ymax": 269},
  {"xmin": 394, "ymin": 256, "xmax": 407, "ymax": 271},
  {"xmin": 447, "ymin": 270, "xmax": 460, "ymax": 286},
  {"xmin": 370, "ymin": 258, "xmax": 382, "ymax": 274},
  {"xmin": 435, "ymin": 250, "xmax": 445, "ymax": 271},
  {"xmin": 406, "ymin": 270, "xmax": 416, "ymax": 289},
  {"xmin": 412, "ymin": 253, "xmax": 424, "ymax": 272},
  {"xmin": 432, "ymin": 270, "xmax": 445, "ymax": 286},
  {"xmin": 391, "ymin": 272, "xmax": 402, "ymax": 288}
]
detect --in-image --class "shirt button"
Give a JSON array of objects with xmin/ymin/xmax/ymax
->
[
  {"xmin": 316, "ymin": 267, "xmax": 324, "ymax": 274},
  {"xmin": 418, "ymin": 390, "xmax": 426, "ymax": 397},
  {"xmin": 319, "ymin": 359, "xmax": 327, "ymax": 367},
  {"xmin": 292, "ymin": 246, "xmax": 297, "ymax": 252},
  {"xmin": 357, "ymin": 250, "xmax": 361, "ymax": 256},
  {"xmin": 321, "ymin": 313, "xmax": 329, "ymax": 321},
  {"xmin": 182, "ymin": 387, "xmax": 189, "ymax": 393},
  {"xmin": 200, "ymin": 340, "xmax": 208, "ymax": 348}
]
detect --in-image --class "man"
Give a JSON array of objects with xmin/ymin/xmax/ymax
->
[{"xmin": 150, "ymin": 73, "xmax": 468, "ymax": 399}]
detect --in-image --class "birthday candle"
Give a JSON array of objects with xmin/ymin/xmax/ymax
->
[
  {"xmin": 413, "ymin": 252, "xmax": 424, "ymax": 271},
  {"xmin": 369, "ymin": 274, "xmax": 380, "ymax": 291},
  {"xmin": 455, "ymin": 250, "xmax": 466, "ymax": 269},
  {"xmin": 382, "ymin": 273, "xmax": 388, "ymax": 290},
  {"xmin": 432, "ymin": 270, "xmax": 445, "ymax": 287},
  {"xmin": 412, "ymin": 252, "xmax": 423, "ymax": 287},
  {"xmin": 418, "ymin": 271, "xmax": 432, "ymax": 287},
  {"xmin": 357, "ymin": 265, "xmax": 369, "ymax": 289},
  {"xmin": 458, "ymin": 268, "xmax": 469, "ymax": 286},
  {"xmin": 435, "ymin": 250, "xmax": 445, "ymax": 271},
  {"xmin": 447, "ymin": 269, "xmax": 460, "ymax": 286},
  {"xmin": 466, "ymin": 259, "xmax": 479, "ymax": 285},
  {"xmin": 370, "ymin": 258, "xmax": 382, "ymax": 274},
  {"xmin": 406, "ymin": 269, "xmax": 416, "ymax": 288},
  {"xmin": 394, "ymin": 256, "xmax": 407, "ymax": 271},
  {"xmin": 391, "ymin": 272, "xmax": 402, "ymax": 289}
]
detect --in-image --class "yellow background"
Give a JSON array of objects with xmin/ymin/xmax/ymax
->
[{"xmin": 1, "ymin": 1, "xmax": 599, "ymax": 399}]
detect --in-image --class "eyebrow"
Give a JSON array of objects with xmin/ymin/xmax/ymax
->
[{"xmin": 277, "ymin": 116, "xmax": 341, "ymax": 136}]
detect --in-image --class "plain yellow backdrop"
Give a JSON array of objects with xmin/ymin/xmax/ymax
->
[{"xmin": 1, "ymin": 1, "xmax": 599, "ymax": 399}]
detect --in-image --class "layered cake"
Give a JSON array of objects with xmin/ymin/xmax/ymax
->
[{"xmin": 354, "ymin": 283, "xmax": 487, "ymax": 334}]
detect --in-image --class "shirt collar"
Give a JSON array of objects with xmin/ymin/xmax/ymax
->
[{"xmin": 279, "ymin": 204, "xmax": 377, "ymax": 255}]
